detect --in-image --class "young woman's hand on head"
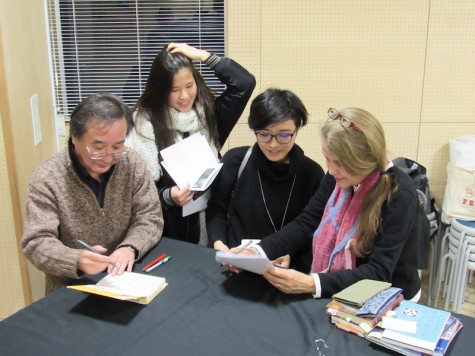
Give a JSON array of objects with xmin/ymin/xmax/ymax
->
[
  {"xmin": 170, "ymin": 184, "xmax": 194, "ymax": 206},
  {"xmin": 166, "ymin": 43, "xmax": 210, "ymax": 62}
]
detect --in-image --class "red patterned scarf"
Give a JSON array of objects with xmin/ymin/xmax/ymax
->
[{"xmin": 311, "ymin": 171, "xmax": 381, "ymax": 273}]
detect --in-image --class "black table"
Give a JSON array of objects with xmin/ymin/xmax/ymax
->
[{"xmin": 1, "ymin": 238, "xmax": 473, "ymax": 355}]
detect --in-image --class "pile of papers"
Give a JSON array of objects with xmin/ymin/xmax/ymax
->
[{"xmin": 326, "ymin": 279, "xmax": 463, "ymax": 355}]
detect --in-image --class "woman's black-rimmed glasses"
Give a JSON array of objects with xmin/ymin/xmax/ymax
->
[{"xmin": 254, "ymin": 131, "xmax": 296, "ymax": 144}]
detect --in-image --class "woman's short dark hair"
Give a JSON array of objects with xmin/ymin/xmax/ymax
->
[
  {"xmin": 248, "ymin": 88, "xmax": 308, "ymax": 131},
  {"xmin": 69, "ymin": 93, "xmax": 132, "ymax": 138}
]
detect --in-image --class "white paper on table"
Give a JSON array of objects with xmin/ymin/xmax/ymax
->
[
  {"xmin": 160, "ymin": 133, "xmax": 222, "ymax": 191},
  {"xmin": 215, "ymin": 251, "xmax": 274, "ymax": 275}
]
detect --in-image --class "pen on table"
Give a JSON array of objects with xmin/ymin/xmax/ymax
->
[
  {"xmin": 234, "ymin": 240, "xmax": 253, "ymax": 255},
  {"xmin": 142, "ymin": 253, "xmax": 167, "ymax": 272},
  {"xmin": 75, "ymin": 239, "xmax": 118, "ymax": 267},
  {"xmin": 145, "ymin": 256, "xmax": 172, "ymax": 272}
]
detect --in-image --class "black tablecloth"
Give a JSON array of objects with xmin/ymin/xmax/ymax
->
[{"xmin": 0, "ymin": 238, "xmax": 473, "ymax": 356}]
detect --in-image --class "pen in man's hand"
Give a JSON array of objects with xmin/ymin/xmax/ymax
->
[
  {"xmin": 234, "ymin": 240, "xmax": 253, "ymax": 255},
  {"xmin": 76, "ymin": 239, "xmax": 117, "ymax": 267}
]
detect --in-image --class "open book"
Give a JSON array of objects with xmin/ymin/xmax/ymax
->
[
  {"xmin": 160, "ymin": 133, "xmax": 222, "ymax": 192},
  {"xmin": 68, "ymin": 272, "xmax": 167, "ymax": 305}
]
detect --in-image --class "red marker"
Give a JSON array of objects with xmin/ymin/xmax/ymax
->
[{"xmin": 142, "ymin": 253, "xmax": 167, "ymax": 272}]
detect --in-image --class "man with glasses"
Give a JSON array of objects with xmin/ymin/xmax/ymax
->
[
  {"xmin": 22, "ymin": 93, "xmax": 163, "ymax": 294},
  {"xmin": 206, "ymin": 88, "xmax": 324, "ymax": 272}
]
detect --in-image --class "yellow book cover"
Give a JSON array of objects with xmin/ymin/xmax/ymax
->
[{"xmin": 68, "ymin": 271, "xmax": 167, "ymax": 305}]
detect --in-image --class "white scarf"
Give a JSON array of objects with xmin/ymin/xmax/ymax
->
[
  {"xmin": 169, "ymin": 106, "xmax": 219, "ymax": 159},
  {"xmin": 127, "ymin": 106, "xmax": 219, "ymax": 181}
]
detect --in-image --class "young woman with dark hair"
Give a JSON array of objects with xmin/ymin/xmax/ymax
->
[
  {"xmin": 128, "ymin": 43, "xmax": 255, "ymax": 244},
  {"xmin": 207, "ymin": 88, "xmax": 324, "ymax": 271}
]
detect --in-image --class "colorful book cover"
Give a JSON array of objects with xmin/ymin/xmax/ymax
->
[
  {"xmin": 327, "ymin": 293, "xmax": 404, "ymax": 332},
  {"xmin": 433, "ymin": 316, "xmax": 463, "ymax": 356},
  {"xmin": 332, "ymin": 318, "xmax": 367, "ymax": 338},
  {"xmin": 357, "ymin": 287, "xmax": 403, "ymax": 317},
  {"xmin": 380, "ymin": 300, "xmax": 451, "ymax": 354}
]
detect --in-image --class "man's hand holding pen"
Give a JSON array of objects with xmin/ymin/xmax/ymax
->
[
  {"xmin": 78, "ymin": 245, "xmax": 116, "ymax": 275},
  {"xmin": 76, "ymin": 239, "xmax": 134, "ymax": 276}
]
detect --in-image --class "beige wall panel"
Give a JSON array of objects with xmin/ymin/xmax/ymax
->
[
  {"xmin": 1, "ymin": 0, "xmax": 56, "ymax": 307},
  {"xmin": 1, "ymin": 1, "xmax": 56, "ymax": 210},
  {"xmin": 0, "ymin": 119, "xmax": 24, "ymax": 317},
  {"xmin": 224, "ymin": 123, "xmax": 255, "ymax": 154},
  {"xmin": 227, "ymin": 0, "xmax": 262, "ymax": 129},
  {"xmin": 382, "ymin": 123, "xmax": 420, "ymax": 162},
  {"xmin": 224, "ymin": 1, "xmax": 262, "ymax": 150},
  {"xmin": 422, "ymin": 1, "xmax": 475, "ymax": 123},
  {"xmin": 259, "ymin": 1, "xmax": 428, "ymax": 125},
  {"xmin": 293, "ymin": 122, "xmax": 325, "ymax": 165}
]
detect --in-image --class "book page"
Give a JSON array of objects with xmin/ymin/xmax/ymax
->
[{"xmin": 95, "ymin": 272, "xmax": 165, "ymax": 298}]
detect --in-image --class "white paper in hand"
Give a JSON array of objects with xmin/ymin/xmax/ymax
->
[
  {"xmin": 215, "ymin": 251, "xmax": 274, "ymax": 274},
  {"xmin": 160, "ymin": 133, "xmax": 222, "ymax": 191}
]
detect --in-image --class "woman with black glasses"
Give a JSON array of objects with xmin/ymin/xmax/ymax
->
[{"xmin": 206, "ymin": 88, "xmax": 324, "ymax": 272}]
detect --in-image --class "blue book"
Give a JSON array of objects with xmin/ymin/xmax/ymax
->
[
  {"xmin": 366, "ymin": 316, "xmax": 462, "ymax": 356},
  {"xmin": 380, "ymin": 300, "xmax": 451, "ymax": 354}
]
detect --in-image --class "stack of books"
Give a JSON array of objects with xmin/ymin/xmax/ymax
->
[
  {"xmin": 326, "ymin": 280, "xmax": 464, "ymax": 355},
  {"xmin": 326, "ymin": 279, "xmax": 404, "ymax": 337},
  {"xmin": 366, "ymin": 300, "xmax": 463, "ymax": 355}
]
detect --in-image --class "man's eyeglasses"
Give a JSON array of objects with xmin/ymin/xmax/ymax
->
[
  {"xmin": 328, "ymin": 108, "xmax": 363, "ymax": 133},
  {"xmin": 86, "ymin": 145, "xmax": 127, "ymax": 160},
  {"xmin": 255, "ymin": 131, "xmax": 296, "ymax": 144}
]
